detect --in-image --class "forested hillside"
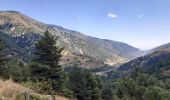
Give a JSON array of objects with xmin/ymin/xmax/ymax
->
[{"xmin": 0, "ymin": 30, "xmax": 170, "ymax": 100}]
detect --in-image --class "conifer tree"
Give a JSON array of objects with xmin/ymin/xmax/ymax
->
[
  {"xmin": 69, "ymin": 68, "xmax": 102, "ymax": 100},
  {"xmin": 86, "ymin": 72, "xmax": 102, "ymax": 100},
  {"xmin": 69, "ymin": 68, "xmax": 90, "ymax": 100},
  {"xmin": 0, "ymin": 38, "xmax": 7, "ymax": 78},
  {"xmin": 102, "ymin": 82, "xmax": 114, "ymax": 100},
  {"xmin": 30, "ymin": 30, "xmax": 67, "ymax": 93}
]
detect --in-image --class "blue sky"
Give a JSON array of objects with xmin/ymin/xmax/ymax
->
[{"xmin": 0, "ymin": 0, "xmax": 170, "ymax": 50}]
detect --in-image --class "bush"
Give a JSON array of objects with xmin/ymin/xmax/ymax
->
[{"xmin": 6, "ymin": 59, "xmax": 30, "ymax": 82}]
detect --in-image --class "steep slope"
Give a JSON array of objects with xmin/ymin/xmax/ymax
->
[
  {"xmin": 0, "ymin": 11, "xmax": 142, "ymax": 65},
  {"xmin": 149, "ymin": 42, "xmax": 170, "ymax": 53},
  {"xmin": 60, "ymin": 52, "xmax": 110, "ymax": 68},
  {"xmin": 119, "ymin": 51, "xmax": 170, "ymax": 71},
  {"xmin": 107, "ymin": 49, "xmax": 170, "ymax": 79}
]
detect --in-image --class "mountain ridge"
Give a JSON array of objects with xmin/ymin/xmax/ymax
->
[
  {"xmin": 149, "ymin": 42, "xmax": 170, "ymax": 53},
  {"xmin": 0, "ymin": 11, "xmax": 143, "ymax": 65},
  {"xmin": 106, "ymin": 43, "xmax": 170, "ymax": 79}
]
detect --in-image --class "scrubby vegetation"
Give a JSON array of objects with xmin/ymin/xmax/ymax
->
[
  {"xmin": 109, "ymin": 68, "xmax": 170, "ymax": 100},
  {"xmin": 0, "ymin": 30, "xmax": 170, "ymax": 100}
]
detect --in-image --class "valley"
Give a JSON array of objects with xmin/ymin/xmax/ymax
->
[{"xmin": 0, "ymin": 10, "xmax": 169, "ymax": 100}]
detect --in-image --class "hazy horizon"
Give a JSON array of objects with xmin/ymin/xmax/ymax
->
[{"xmin": 0, "ymin": 0, "xmax": 170, "ymax": 50}]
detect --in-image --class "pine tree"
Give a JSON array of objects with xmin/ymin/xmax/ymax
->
[
  {"xmin": 102, "ymin": 82, "xmax": 114, "ymax": 100},
  {"xmin": 69, "ymin": 68, "xmax": 91, "ymax": 100},
  {"xmin": 86, "ymin": 72, "xmax": 102, "ymax": 100},
  {"xmin": 0, "ymin": 38, "xmax": 7, "ymax": 78},
  {"xmin": 30, "ymin": 30, "xmax": 67, "ymax": 94},
  {"xmin": 69, "ymin": 68, "xmax": 102, "ymax": 100}
]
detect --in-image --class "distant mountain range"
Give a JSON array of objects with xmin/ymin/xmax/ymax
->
[
  {"xmin": 107, "ymin": 43, "xmax": 170, "ymax": 78},
  {"xmin": 0, "ymin": 11, "xmax": 144, "ymax": 66}
]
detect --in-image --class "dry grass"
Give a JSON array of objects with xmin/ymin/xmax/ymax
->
[
  {"xmin": 0, "ymin": 79, "xmax": 28, "ymax": 100},
  {"xmin": 0, "ymin": 79, "xmax": 69, "ymax": 100}
]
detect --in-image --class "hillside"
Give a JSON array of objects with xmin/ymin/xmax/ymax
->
[
  {"xmin": 149, "ymin": 42, "xmax": 170, "ymax": 53},
  {"xmin": 0, "ymin": 79, "xmax": 68, "ymax": 100},
  {"xmin": 0, "ymin": 11, "xmax": 143, "ymax": 65},
  {"xmin": 106, "ymin": 41, "xmax": 170, "ymax": 78},
  {"xmin": 107, "ymin": 50, "xmax": 170, "ymax": 79}
]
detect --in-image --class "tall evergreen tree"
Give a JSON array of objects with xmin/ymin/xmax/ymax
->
[
  {"xmin": 102, "ymin": 82, "xmax": 114, "ymax": 100},
  {"xmin": 0, "ymin": 38, "xmax": 7, "ymax": 78},
  {"xmin": 30, "ymin": 30, "xmax": 67, "ymax": 94},
  {"xmin": 86, "ymin": 72, "xmax": 102, "ymax": 100},
  {"xmin": 69, "ymin": 67, "xmax": 102, "ymax": 100},
  {"xmin": 69, "ymin": 68, "xmax": 90, "ymax": 100}
]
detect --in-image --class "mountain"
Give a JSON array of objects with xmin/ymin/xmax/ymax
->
[
  {"xmin": 0, "ymin": 11, "xmax": 143, "ymax": 66},
  {"xmin": 119, "ymin": 50, "xmax": 170, "ymax": 71},
  {"xmin": 107, "ymin": 47, "xmax": 170, "ymax": 79},
  {"xmin": 149, "ymin": 42, "xmax": 170, "ymax": 53}
]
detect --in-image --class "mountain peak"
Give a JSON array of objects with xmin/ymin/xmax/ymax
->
[{"xmin": 0, "ymin": 11, "xmax": 47, "ymax": 35}]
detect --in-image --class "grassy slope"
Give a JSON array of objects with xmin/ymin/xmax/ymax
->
[{"xmin": 0, "ymin": 79, "xmax": 68, "ymax": 100}]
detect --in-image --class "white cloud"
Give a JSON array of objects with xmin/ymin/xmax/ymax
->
[
  {"xmin": 139, "ymin": 14, "xmax": 144, "ymax": 18},
  {"xmin": 107, "ymin": 13, "xmax": 117, "ymax": 18}
]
